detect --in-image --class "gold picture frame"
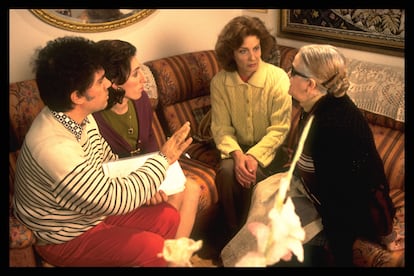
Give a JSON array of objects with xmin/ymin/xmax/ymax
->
[
  {"xmin": 31, "ymin": 9, "xmax": 156, "ymax": 33},
  {"xmin": 278, "ymin": 9, "xmax": 404, "ymax": 57}
]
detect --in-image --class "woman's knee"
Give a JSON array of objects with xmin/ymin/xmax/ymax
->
[
  {"xmin": 216, "ymin": 159, "xmax": 236, "ymax": 186},
  {"xmin": 185, "ymin": 179, "xmax": 201, "ymax": 199}
]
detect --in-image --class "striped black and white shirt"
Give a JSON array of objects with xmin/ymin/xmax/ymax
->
[{"xmin": 13, "ymin": 107, "xmax": 168, "ymax": 245}]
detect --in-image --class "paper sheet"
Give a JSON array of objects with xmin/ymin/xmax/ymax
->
[{"xmin": 102, "ymin": 152, "xmax": 186, "ymax": 195}]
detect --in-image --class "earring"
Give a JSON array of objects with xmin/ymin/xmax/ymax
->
[{"xmin": 115, "ymin": 87, "xmax": 125, "ymax": 104}]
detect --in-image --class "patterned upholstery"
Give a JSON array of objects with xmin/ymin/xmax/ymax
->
[
  {"xmin": 144, "ymin": 50, "xmax": 221, "ymax": 167},
  {"xmin": 151, "ymin": 110, "xmax": 167, "ymax": 148},
  {"xmin": 353, "ymin": 188, "xmax": 405, "ymax": 267},
  {"xmin": 151, "ymin": 110, "xmax": 219, "ymax": 234},
  {"xmin": 9, "ymin": 80, "xmax": 44, "ymax": 150},
  {"xmin": 9, "ymin": 82, "xmax": 41, "ymax": 266}
]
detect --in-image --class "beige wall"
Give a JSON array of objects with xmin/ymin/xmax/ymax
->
[
  {"xmin": 9, "ymin": 9, "xmax": 242, "ymax": 83},
  {"xmin": 9, "ymin": 9, "xmax": 404, "ymax": 83}
]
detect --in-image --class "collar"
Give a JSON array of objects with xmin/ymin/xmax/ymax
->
[
  {"xmin": 225, "ymin": 59, "xmax": 267, "ymax": 88},
  {"xmin": 51, "ymin": 110, "xmax": 89, "ymax": 141}
]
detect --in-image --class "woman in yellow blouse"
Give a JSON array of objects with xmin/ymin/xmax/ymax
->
[{"xmin": 210, "ymin": 16, "xmax": 292, "ymax": 248}]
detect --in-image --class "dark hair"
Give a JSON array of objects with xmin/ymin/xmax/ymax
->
[
  {"xmin": 215, "ymin": 16, "xmax": 276, "ymax": 72},
  {"xmin": 33, "ymin": 36, "xmax": 102, "ymax": 112},
  {"xmin": 95, "ymin": 39, "xmax": 136, "ymax": 109}
]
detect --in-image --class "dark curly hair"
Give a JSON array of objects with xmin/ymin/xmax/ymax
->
[
  {"xmin": 95, "ymin": 39, "xmax": 137, "ymax": 109},
  {"xmin": 215, "ymin": 16, "xmax": 277, "ymax": 72},
  {"xmin": 33, "ymin": 36, "xmax": 103, "ymax": 112}
]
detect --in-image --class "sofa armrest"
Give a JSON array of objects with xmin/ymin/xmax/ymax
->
[{"xmin": 9, "ymin": 80, "xmax": 44, "ymax": 149}]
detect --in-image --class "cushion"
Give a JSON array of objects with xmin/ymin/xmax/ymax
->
[
  {"xmin": 192, "ymin": 106, "xmax": 211, "ymax": 126},
  {"xmin": 263, "ymin": 46, "xmax": 281, "ymax": 67},
  {"xmin": 144, "ymin": 50, "xmax": 220, "ymax": 106},
  {"xmin": 193, "ymin": 108, "xmax": 213, "ymax": 143},
  {"xmin": 161, "ymin": 95, "xmax": 211, "ymax": 137},
  {"xmin": 185, "ymin": 143, "xmax": 220, "ymax": 169}
]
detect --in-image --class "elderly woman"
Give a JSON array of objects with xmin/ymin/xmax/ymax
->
[
  {"xmin": 285, "ymin": 44, "xmax": 395, "ymax": 266},
  {"xmin": 222, "ymin": 44, "xmax": 396, "ymax": 267}
]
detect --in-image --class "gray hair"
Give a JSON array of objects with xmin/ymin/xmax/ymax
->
[{"xmin": 298, "ymin": 44, "xmax": 350, "ymax": 96}]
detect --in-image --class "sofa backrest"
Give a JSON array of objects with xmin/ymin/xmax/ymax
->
[
  {"xmin": 278, "ymin": 45, "xmax": 298, "ymax": 72},
  {"xmin": 144, "ymin": 50, "xmax": 220, "ymax": 138},
  {"xmin": 9, "ymin": 80, "xmax": 44, "ymax": 151}
]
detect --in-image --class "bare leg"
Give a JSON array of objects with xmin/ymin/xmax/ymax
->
[{"xmin": 168, "ymin": 178, "xmax": 201, "ymax": 238}]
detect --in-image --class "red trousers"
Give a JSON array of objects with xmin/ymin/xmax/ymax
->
[{"xmin": 35, "ymin": 202, "xmax": 179, "ymax": 267}]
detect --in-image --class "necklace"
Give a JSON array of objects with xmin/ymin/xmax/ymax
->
[
  {"xmin": 127, "ymin": 105, "xmax": 134, "ymax": 135},
  {"xmin": 102, "ymin": 101, "xmax": 138, "ymax": 151}
]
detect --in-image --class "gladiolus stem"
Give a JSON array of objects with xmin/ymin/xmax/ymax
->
[{"xmin": 275, "ymin": 115, "xmax": 314, "ymax": 210}]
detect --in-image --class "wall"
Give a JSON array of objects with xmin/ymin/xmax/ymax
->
[
  {"xmin": 10, "ymin": 9, "xmax": 242, "ymax": 83},
  {"xmin": 9, "ymin": 9, "xmax": 404, "ymax": 83}
]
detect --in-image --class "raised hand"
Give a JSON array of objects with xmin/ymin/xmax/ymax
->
[{"xmin": 160, "ymin": 122, "xmax": 193, "ymax": 165}]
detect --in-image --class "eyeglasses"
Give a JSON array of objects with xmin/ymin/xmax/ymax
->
[{"xmin": 289, "ymin": 65, "xmax": 310, "ymax": 79}]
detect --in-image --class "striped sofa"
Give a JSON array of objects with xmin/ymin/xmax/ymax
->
[{"xmin": 9, "ymin": 45, "xmax": 404, "ymax": 267}]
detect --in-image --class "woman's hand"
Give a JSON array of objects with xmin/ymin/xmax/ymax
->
[
  {"xmin": 160, "ymin": 122, "xmax": 193, "ymax": 165},
  {"xmin": 232, "ymin": 151, "xmax": 258, "ymax": 188}
]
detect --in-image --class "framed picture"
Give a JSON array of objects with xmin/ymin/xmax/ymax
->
[
  {"xmin": 31, "ymin": 9, "xmax": 156, "ymax": 32},
  {"xmin": 278, "ymin": 9, "xmax": 404, "ymax": 57}
]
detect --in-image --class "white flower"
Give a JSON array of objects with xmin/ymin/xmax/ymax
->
[
  {"xmin": 237, "ymin": 115, "xmax": 313, "ymax": 267},
  {"xmin": 266, "ymin": 197, "xmax": 305, "ymax": 264},
  {"xmin": 158, "ymin": 237, "xmax": 203, "ymax": 267},
  {"xmin": 236, "ymin": 196, "xmax": 305, "ymax": 267}
]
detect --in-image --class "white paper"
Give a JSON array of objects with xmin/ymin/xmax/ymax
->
[{"xmin": 102, "ymin": 152, "xmax": 186, "ymax": 195}]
